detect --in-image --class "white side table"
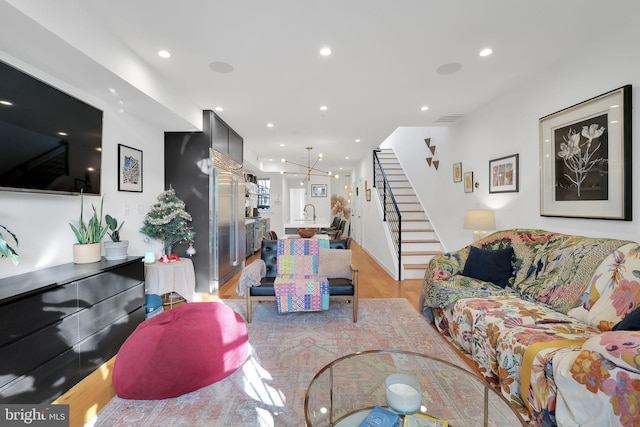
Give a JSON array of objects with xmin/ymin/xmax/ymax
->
[{"xmin": 145, "ymin": 258, "xmax": 200, "ymax": 303}]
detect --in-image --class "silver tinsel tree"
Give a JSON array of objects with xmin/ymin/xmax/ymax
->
[{"xmin": 140, "ymin": 188, "xmax": 194, "ymax": 255}]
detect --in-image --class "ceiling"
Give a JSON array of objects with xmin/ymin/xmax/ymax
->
[{"xmin": 3, "ymin": 0, "xmax": 639, "ymax": 178}]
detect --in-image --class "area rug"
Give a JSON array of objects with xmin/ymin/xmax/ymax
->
[{"xmin": 92, "ymin": 298, "xmax": 471, "ymax": 426}]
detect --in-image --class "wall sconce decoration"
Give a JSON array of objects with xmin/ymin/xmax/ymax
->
[{"xmin": 425, "ymin": 138, "xmax": 439, "ymax": 170}]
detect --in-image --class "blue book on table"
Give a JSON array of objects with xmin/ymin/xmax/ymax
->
[{"xmin": 358, "ymin": 406, "xmax": 400, "ymax": 427}]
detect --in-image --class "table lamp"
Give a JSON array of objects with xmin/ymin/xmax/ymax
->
[{"xmin": 464, "ymin": 209, "xmax": 496, "ymax": 242}]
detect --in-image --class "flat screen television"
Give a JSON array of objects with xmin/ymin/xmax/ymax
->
[{"xmin": 0, "ymin": 59, "xmax": 103, "ymax": 195}]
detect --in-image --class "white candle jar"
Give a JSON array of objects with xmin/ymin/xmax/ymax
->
[{"xmin": 384, "ymin": 373, "xmax": 422, "ymax": 415}]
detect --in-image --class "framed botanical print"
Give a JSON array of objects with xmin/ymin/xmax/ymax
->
[{"xmin": 539, "ymin": 85, "xmax": 631, "ymax": 220}]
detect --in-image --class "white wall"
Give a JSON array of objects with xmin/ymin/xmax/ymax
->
[{"xmin": 353, "ymin": 151, "xmax": 397, "ymax": 276}]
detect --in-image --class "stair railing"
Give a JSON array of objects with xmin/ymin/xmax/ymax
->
[{"xmin": 373, "ymin": 149, "xmax": 402, "ymax": 280}]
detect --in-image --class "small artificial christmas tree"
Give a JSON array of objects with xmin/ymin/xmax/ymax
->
[{"xmin": 140, "ymin": 188, "xmax": 194, "ymax": 255}]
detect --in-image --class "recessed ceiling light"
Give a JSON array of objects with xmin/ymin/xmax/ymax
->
[
  {"xmin": 215, "ymin": 106, "xmax": 223, "ymax": 112},
  {"xmin": 267, "ymin": 123, "xmax": 274, "ymax": 128},
  {"xmin": 280, "ymin": 143, "xmax": 285, "ymax": 147},
  {"xmin": 355, "ymin": 139, "xmax": 361, "ymax": 142},
  {"xmin": 58, "ymin": 131, "xmax": 68, "ymax": 136},
  {"xmin": 158, "ymin": 50, "xmax": 171, "ymax": 59},
  {"xmin": 479, "ymin": 48, "xmax": 493, "ymax": 57},
  {"xmin": 0, "ymin": 100, "xmax": 13, "ymax": 106},
  {"xmin": 436, "ymin": 62, "xmax": 462, "ymax": 75},
  {"xmin": 209, "ymin": 61, "xmax": 234, "ymax": 73},
  {"xmin": 320, "ymin": 105, "xmax": 328, "ymax": 111},
  {"xmin": 345, "ymin": 156, "xmax": 350, "ymax": 160},
  {"xmin": 320, "ymin": 47, "xmax": 332, "ymax": 56},
  {"xmin": 420, "ymin": 106, "xmax": 429, "ymax": 111}
]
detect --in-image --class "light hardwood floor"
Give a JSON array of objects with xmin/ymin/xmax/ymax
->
[{"xmin": 54, "ymin": 241, "xmax": 424, "ymax": 427}]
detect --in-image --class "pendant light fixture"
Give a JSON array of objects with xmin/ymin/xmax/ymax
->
[{"xmin": 281, "ymin": 147, "xmax": 339, "ymax": 184}]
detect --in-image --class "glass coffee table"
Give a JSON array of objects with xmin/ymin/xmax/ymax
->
[{"xmin": 304, "ymin": 350, "xmax": 527, "ymax": 427}]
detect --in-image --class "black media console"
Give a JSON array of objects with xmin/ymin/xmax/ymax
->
[{"xmin": 0, "ymin": 257, "xmax": 145, "ymax": 403}]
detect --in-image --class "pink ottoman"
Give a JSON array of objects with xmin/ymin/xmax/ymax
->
[{"xmin": 113, "ymin": 302, "xmax": 249, "ymax": 399}]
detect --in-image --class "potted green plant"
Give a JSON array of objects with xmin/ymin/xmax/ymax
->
[
  {"xmin": 0, "ymin": 224, "xmax": 19, "ymax": 266},
  {"xmin": 104, "ymin": 214, "xmax": 129, "ymax": 260},
  {"xmin": 69, "ymin": 191, "xmax": 108, "ymax": 264}
]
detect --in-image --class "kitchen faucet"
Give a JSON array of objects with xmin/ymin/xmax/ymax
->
[{"xmin": 304, "ymin": 203, "xmax": 316, "ymax": 221}]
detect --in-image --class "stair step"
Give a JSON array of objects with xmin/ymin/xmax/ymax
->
[
  {"xmin": 403, "ymin": 263, "xmax": 430, "ymax": 270},
  {"xmin": 402, "ymin": 239, "xmax": 440, "ymax": 244},
  {"xmin": 403, "ymin": 251, "xmax": 442, "ymax": 256},
  {"xmin": 402, "ymin": 229, "xmax": 435, "ymax": 233}
]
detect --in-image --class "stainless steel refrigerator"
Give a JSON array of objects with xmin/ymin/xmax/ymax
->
[
  {"xmin": 165, "ymin": 110, "xmax": 245, "ymax": 294},
  {"xmin": 209, "ymin": 149, "xmax": 245, "ymax": 293}
]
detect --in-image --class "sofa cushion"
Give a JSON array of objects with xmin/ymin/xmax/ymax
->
[
  {"xmin": 613, "ymin": 305, "xmax": 640, "ymax": 331},
  {"xmin": 462, "ymin": 246, "xmax": 514, "ymax": 288},
  {"xmin": 319, "ymin": 248, "xmax": 352, "ymax": 279},
  {"xmin": 112, "ymin": 302, "xmax": 249, "ymax": 399}
]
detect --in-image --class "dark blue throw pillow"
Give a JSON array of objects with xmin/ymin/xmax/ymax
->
[
  {"xmin": 613, "ymin": 305, "xmax": 640, "ymax": 331},
  {"xmin": 462, "ymin": 246, "xmax": 514, "ymax": 288}
]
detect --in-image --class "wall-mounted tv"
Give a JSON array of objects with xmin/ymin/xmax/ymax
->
[{"xmin": 0, "ymin": 59, "xmax": 103, "ymax": 195}]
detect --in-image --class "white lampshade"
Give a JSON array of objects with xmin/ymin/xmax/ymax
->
[{"xmin": 463, "ymin": 210, "xmax": 496, "ymax": 241}]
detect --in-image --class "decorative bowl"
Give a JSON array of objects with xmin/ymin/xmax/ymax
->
[{"xmin": 297, "ymin": 227, "xmax": 318, "ymax": 238}]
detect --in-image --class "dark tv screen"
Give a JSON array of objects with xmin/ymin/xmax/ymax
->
[{"xmin": 0, "ymin": 59, "xmax": 103, "ymax": 195}]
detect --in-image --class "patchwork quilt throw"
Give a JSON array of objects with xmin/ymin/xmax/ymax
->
[
  {"xmin": 274, "ymin": 275, "xmax": 330, "ymax": 312},
  {"xmin": 275, "ymin": 239, "xmax": 329, "ymax": 313}
]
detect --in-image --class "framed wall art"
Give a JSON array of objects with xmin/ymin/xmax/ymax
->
[
  {"xmin": 489, "ymin": 154, "xmax": 519, "ymax": 193},
  {"xmin": 117, "ymin": 144, "xmax": 143, "ymax": 192},
  {"xmin": 311, "ymin": 184, "xmax": 327, "ymax": 197},
  {"xmin": 453, "ymin": 162, "xmax": 462, "ymax": 183},
  {"xmin": 539, "ymin": 85, "xmax": 631, "ymax": 220},
  {"xmin": 464, "ymin": 171, "xmax": 474, "ymax": 193}
]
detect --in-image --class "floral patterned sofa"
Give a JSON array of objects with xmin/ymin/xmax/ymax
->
[{"xmin": 419, "ymin": 229, "xmax": 640, "ymax": 427}]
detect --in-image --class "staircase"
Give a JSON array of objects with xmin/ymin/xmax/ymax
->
[{"xmin": 375, "ymin": 149, "xmax": 443, "ymax": 279}]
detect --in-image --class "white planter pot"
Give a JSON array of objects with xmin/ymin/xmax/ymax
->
[
  {"xmin": 104, "ymin": 240, "xmax": 129, "ymax": 261},
  {"xmin": 73, "ymin": 243, "xmax": 102, "ymax": 264}
]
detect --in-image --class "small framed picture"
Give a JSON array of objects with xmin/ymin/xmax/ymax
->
[
  {"xmin": 489, "ymin": 154, "xmax": 519, "ymax": 193},
  {"xmin": 311, "ymin": 184, "xmax": 327, "ymax": 197},
  {"xmin": 453, "ymin": 162, "xmax": 462, "ymax": 183},
  {"xmin": 118, "ymin": 144, "xmax": 143, "ymax": 192},
  {"xmin": 464, "ymin": 171, "xmax": 474, "ymax": 193}
]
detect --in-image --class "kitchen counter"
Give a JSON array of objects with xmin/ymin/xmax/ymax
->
[
  {"xmin": 283, "ymin": 219, "xmax": 331, "ymax": 233},
  {"xmin": 284, "ymin": 219, "xmax": 331, "ymax": 228}
]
